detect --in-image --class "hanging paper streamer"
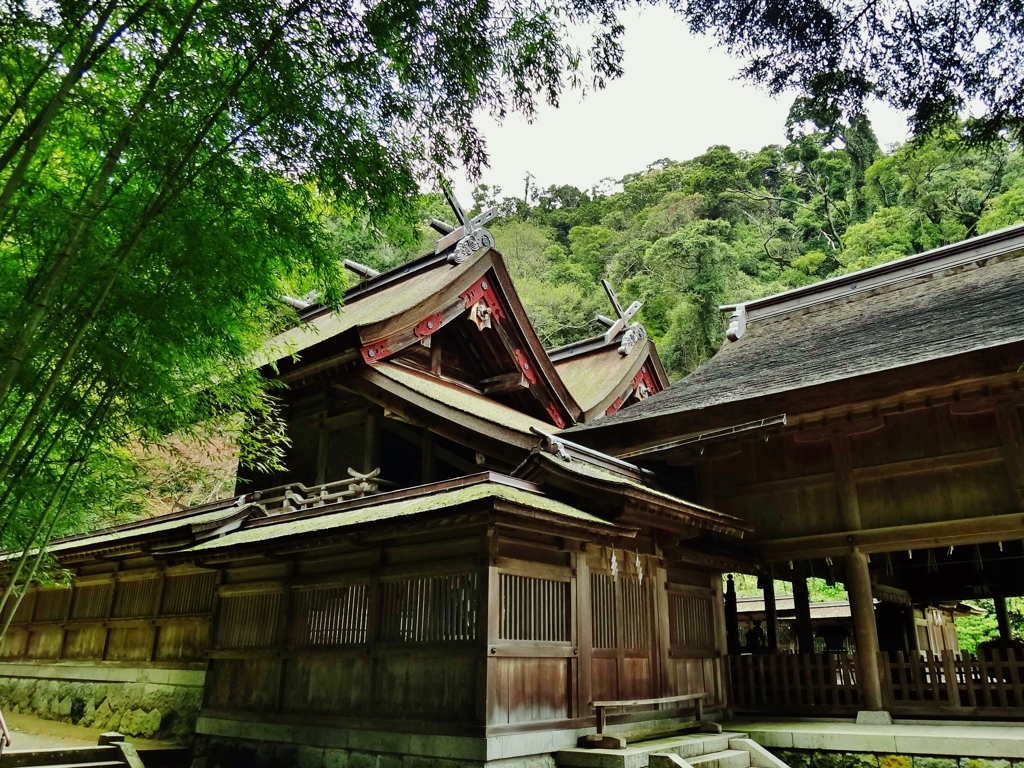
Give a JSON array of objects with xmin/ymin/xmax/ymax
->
[{"xmin": 610, "ymin": 550, "xmax": 618, "ymax": 579}]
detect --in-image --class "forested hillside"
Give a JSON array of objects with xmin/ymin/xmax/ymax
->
[{"xmin": 358, "ymin": 119, "xmax": 1024, "ymax": 378}]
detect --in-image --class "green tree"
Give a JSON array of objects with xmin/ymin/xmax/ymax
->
[
  {"xmin": 680, "ymin": 0, "xmax": 1024, "ymax": 142},
  {"xmin": 0, "ymin": 0, "xmax": 635, "ymax": 635}
]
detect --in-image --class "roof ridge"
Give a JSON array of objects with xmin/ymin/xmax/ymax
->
[{"xmin": 721, "ymin": 223, "xmax": 1024, "ymax": 336}]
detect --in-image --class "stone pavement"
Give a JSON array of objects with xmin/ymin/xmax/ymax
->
[
  {"xmin": 2, "ymin": 711, "xmax": 175, "ymax": 751},
  {"xmin": 725, "ymin": 719, "xmax": 1024, "ymax": 767}
]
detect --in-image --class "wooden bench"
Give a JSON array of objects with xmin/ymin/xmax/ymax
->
[{"xmin": 579, "ymin": 693, "xmax": 718, "ymax": 749}]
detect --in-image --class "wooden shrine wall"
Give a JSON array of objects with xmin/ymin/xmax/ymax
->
[
  {"xmin": 703, "ymin": 400, "xmax": 1023, "ymax": 542},
  {"xmin": 204, "ymin": 526, "xmax": 726, "ymax": 736},
  {"xmin": 0, "ymin": 566, "xmax": 216, "ymax": 665},
  {"xmin": 484, "ymin": 535, "xmax": 724, "ymax": 733},
  {"xmin": 203, "ymin": 531, "xmax": 488, "ymax": 728}
]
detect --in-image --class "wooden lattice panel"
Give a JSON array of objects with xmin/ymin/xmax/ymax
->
[
  {"xmin": 591, "ymin": 573, "xmax": 616, "ymax": 649},
  {"xmin": 379, "ymin": 573, "xmax": 479, "ymax": 642},
  {"xmin": 161, "ymin": 571, "xmax": 217, "ymax": 615},
  {"xmin": 216, "ymin": 592, "xmax": 281, "ymax": 648},
  {"xmin": 668, "ymin": 593, "xmax": 715, "ymax": 649},
  {"xmin": 499, "ymin": 573, "xmax": 570, "ymax": 642},
  {"xmin": 620, "ymin": 577, "xmax": 652, "ymax": 649},
  {"xmin": 112, "ymin": 578, "xmax": 160, "ymax": 618},
  {"xmin": 289, "ymin": 584, "xmax": 368, "ymax": 646},
  {"xmin": 70, "ymin": 584, "xmax": 110, "ymax": 620}
]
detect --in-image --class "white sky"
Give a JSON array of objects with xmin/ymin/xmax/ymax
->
[{"xmin": 454, "ymin": 6, "xmax": 911, "ymax": 202}]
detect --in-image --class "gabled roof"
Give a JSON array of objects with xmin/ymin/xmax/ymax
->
[
  {"xmin": 552, "ymin": 334, "xmax": 669, "ymax": 421},
  {"xmin": 263, "ymin": 246, "xmax": 582, "ymax": 429},
  {"xmin": 574, "ymin": 224, "xmax": 1024, "ymax": 443}
]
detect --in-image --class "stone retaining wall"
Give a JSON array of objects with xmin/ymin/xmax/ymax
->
[
  {"xmin": 771, "ymin": 749, "xmax": 1023, "ymax": 768},
  {"xmin": 0, "ymin": 670, "xmax": 204, "ymax": 741}
]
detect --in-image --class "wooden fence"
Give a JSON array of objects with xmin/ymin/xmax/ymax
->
[
  {"xmin": 728, "ymin": 652, "xmax": 861, "ymax": 714},
  {"xmin": 730, "ymin": 649, "xmax": 1024, "ymax": 718}
]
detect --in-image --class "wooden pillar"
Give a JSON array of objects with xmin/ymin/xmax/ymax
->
[
  {"xmin": 760, "ymin": 572, "xmax": 779, "ymax": 650},
  {"xmin": 995, "ymin": 402, "xmax": 1024, "ymax": 511},
  {"xmin": 791, "ymin": 566, "xmax": 814, "ymax": 655},
  {"xmin": 846, "ymin": 550, "xmax": 884, "ymax": 711},
  {"xmin": 725, "ymin": 575, "xmax": 740, "ymax": 655},
  {"xmin": 831, "ymin": 432, "xmax": 863, "ymax": 531},
  {"xmin": 995, "ymin": 596, "xmax": 1013, "ymax": 642}
]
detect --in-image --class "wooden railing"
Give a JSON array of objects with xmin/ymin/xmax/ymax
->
[
  {"xmin": 882, "ymin": 648, "xmax": 1024, "ymax": 714},
  {"xmin": 728, "ymin": 653, "xmax": 861, "ymax": 714},
  {"xmin": 730, "ymin": 649, "xmax": 1024, "ymax": 718}
]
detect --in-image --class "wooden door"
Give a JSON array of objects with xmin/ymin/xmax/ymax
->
[{"xmin": 589, "ymin": 564, "xmax": 658, "ymax": 703}]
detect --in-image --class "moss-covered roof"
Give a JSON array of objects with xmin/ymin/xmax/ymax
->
[
  {"xmin": 585, "ymin": 248, "xmax": 1024, "ymax": 429},
  {"xmin": 0, "ymin": 503, "xmax": 247, "ymax": 561},
  {"xmin": 257, "ymin": 249, "xmax": 489, "ymax": 367},
  {"xmin": 371, "ymin": 363, "xmax": 556, "ymax": 436},
  {"xmin": 554, "ymin": 342, "xmax": 645, "ymax": 412},
  {"xmin": 182, "ymin": 481, "xmax": 619, "ymax": 553}
]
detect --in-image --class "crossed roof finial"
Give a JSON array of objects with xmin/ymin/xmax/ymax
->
[
  {"xmin": 429, "ymin": 179, "xmax": 498, "ymax": 264},
  {"xmin": 595, "ymin": 280, "xmax": 643, "ymax": 349}
]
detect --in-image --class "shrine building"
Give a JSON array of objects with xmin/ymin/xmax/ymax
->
[{"xmin": 0, "ymin": 213, "xmax": 1023, "ymax": 766}]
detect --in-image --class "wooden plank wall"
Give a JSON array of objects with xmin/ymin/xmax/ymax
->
[
  {"xmin": 204, "ymin": 529, "xmax": 724, "ymax": 735},
  {"xmin": 204, "ymin": 531, "xmax": 488, "ymax": 727},
  {"xmin": 0, "ymin": 567, "xmax": 216, "ymax": 665},
  {"xmin": 707, "ymin": 401, "xmax": 1021, "ymax": 542}
]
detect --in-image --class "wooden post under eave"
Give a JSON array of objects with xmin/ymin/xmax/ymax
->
[
  {"xmin": 725, "ymin": 575, "xmax": 740, "ymax": 656},
  {"xmin": 995, "ymin": 595, "xmax": 1013, "ymax": 642},
  {"xmin": 846, "ymin": 550, "xmax": 885, "ymax": 711},
  {"xmin": 791, "ymin": 565, "xmax": 814, "ymax": 655},
  {"xmin": 762, "ymin": 574, "xmax": 778, "ymax": 651}
]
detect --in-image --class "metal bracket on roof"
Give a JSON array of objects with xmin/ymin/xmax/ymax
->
[
  {"xmin": 434, "ymin": 179, "xmax": 497, "ymax": 263},
  {"xmin": 596, "ymin": 280, "xmax": 644, "ymax": 351}
]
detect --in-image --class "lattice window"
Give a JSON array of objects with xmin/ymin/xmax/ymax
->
[
  {"xmin": 33, "ymin": 589, "xmax": 71, "ymax": 622},
  {"xmin": 499, "ymin": 573, "xmax": 570, "ymax": 642},
  {"xmin": 112, "ymin": 578, "xmax": 160, "ymax": 618},
  {"xmin": 668, "ymin": 593, "xmax": 715, "ymax": 649},
  {"xmin": 621, "ymin": 577, "xmax": 651, "ymax": 649},
  {"xmin": 591, "ymin": 573, "xmax": 616, "ymax": 649},
  {"xmin": 70, "ymin": 583, "xmax": 111, "ymax": 620},
  {"xmin": 289, "ymin": 584, "xmax": 368, "ymax": 646},
  {"xmin": 379, "ymin": 573, "xmax": 479, "ymax": 643},
  {"xmin": 161, "ymin": 571, "xmax": 216, "ymax": 615},
  {"xmin": 216, "ymin": 592, "xmax": 281, "ymax": 648}
]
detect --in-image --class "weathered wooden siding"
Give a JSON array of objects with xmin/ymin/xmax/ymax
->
[
  {"xmin": 0, "ymin": 567, "xmax": 216, "ymax": 665},
  {"xmin": 704, "ymin": 400, "xmax": 1024, "ymax": 543}
]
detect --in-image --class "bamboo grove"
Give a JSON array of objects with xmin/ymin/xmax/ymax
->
[{"xmin": 0, "ymin": 0, "xmax": 635, "ymax": 642}]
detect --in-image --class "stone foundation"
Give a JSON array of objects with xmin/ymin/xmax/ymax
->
[
  {"xmin": 770, "ymin": 750, "xmax": 1023, "ymax": 768},
  {"xmin": 0, "ymin": 666, "xmax": 204, "ymax": 742},
  {"xmin": 196, "ymin": 736, "xmax": 558, "ymax": 768}
]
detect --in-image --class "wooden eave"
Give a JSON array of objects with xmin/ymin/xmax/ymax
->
[
  {"xmin": 576, "ymin": 340, "xmax": 1024, "ymax": 458},
  {"xmin": 515, "ymin": 453, "xmax": 751, "ymax": 538},
  {"xmin": 356, "ymin": 365, "xmax": 549, "ymax": 452}
]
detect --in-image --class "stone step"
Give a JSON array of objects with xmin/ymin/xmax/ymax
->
[
  {"xmin": 555, "ymin": 732, "xmax": 749, "ymax": 768},
  {"xmin": 688, "ymin": 750, "xmax": 751, "ymax": 768}
]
